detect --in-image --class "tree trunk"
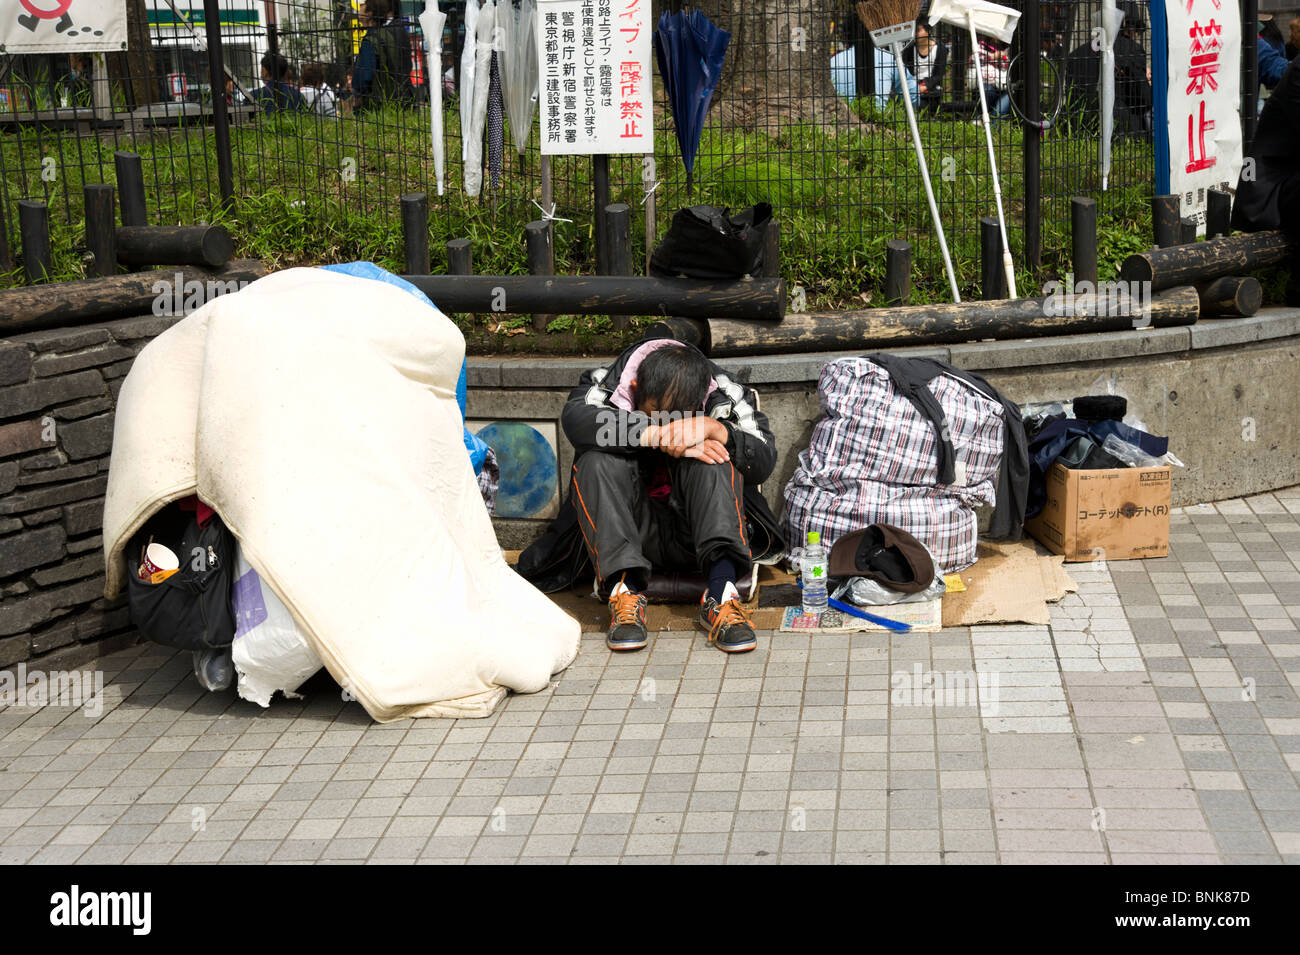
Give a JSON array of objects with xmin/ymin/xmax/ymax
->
[
  {"xmin": 116, "ymin": 0, "xmax": 162, "ymax": 107},
  {"xmin": 690, "ymin": 0, "xmax": 863, "ymax": 131}
]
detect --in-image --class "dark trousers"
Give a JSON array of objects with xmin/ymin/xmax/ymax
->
[{"xmin": 569, "ymin": 451, "xmax": 751, "ymax": 587}]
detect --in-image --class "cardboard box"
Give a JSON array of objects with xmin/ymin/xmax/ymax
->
[{"xmin": 1024, "ymin": 462, "xmax": 1171, "ymax": 561}]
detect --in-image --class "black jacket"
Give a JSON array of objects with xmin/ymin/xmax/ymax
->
[
  {"xmin": 1233, "ymin": 57, "xmax": 1300, "ymax": 237},
  {"xmin": 904, "ymin": 40, "xmax": 949, "ymax": 102},
  {"xmin": 863, "ymin": 354, "xmax": 1029, "ymax": 541},
  {"xmin": 518, "ymin": 340, "xmax": 785, "ymax": 592}
]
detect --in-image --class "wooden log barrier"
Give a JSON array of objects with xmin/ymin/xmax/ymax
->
[
  {"xmin": 0, "ymin": 259, "xmax": 267, "ymax": 334},
  {"xmin": 116, "ymin": 225, "xmax": 234, "ymax": 268},
  {"xmin": 1119, "ymin": 230, "xmax": 1293, "ymax": 291},
  {"xmin": 1178, "ymin": 217, "xmax": 1198, "ymax": 245},
  {"xmin": 400, "ymin": 275, "xmax": 786, "ymax": 321},
  {"xmin": 1196, "ymin": 276, "xmax": 1262, "ymax": 318},
  {"xmin": 702, "ymin": 286, "xmax": 1201, "ymax": 358},
  {"xmin": 645, "ymin": 316, "xmax": 709, "ymax": 351}
]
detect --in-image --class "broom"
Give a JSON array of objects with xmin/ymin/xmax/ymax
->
[{"xmin": 856, "ymin": 0, "xmax": 962, "ymax": 302}]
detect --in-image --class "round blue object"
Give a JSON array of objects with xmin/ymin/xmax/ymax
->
[{"xmin": 474, "ymin": 421, "xmax": 558, "ymax": 518}]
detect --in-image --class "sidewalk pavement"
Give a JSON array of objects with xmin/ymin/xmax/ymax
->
[{"xmin": 2, "ymin": 491, "xmax": 1299, "ymax": 865}]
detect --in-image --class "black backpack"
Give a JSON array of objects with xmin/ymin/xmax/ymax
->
[
  {"xmin": 649, "ymin": 203, "xmax": 773, "ymax": 280},
  {"xmin": 126, "ymin": 503, "xmax": 237, "ymax": 651}
]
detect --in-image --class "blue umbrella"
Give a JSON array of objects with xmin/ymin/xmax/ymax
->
[{"xmin": 654, "ymin": 9, "xmax": 730, "ymax": 194}]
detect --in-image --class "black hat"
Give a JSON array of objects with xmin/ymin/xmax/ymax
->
[{"xmin": 828, "ymin": 524, "xmax": 935, "ymax": 594}]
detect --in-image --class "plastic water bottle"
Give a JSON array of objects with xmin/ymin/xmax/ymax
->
[{"xmin": 801, "ymin": 531, "xmax": 828, "ymax": 615}]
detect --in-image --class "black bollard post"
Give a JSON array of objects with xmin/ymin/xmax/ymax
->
[
  {"xmin": 18, "ymin": 200, "xmax": 52, "ymax": 284},
  {"xmin": 593, "ymin": 154, "xmax": 610, "ymax": 274},
  {"xmin": 1206, "ymin": 189, "xmax": 1232, "ymax": 240},
  {"xmin": 401, "ymin": 193, "xmax": 429, "ymax": 275},
  {"xmin": 760, "ymin": 220, "xmax": 781, "ymax": 279},
  {"xmin": 980, "ymin": 217, "xmax": 1006, "ymax": 299},
  {"xmin": 884, "ymin": 240, "xmax": 912, "ymax": 305},
  {"xmin": 1152, "ymin": 194, "xmax": 1180, "ymax": 248},
  {"xmin": 525, "ymin": 220, "xmax": 553, "ymax": 332},
  {"xmin": 83, "ymin": 184, "xmax": 117, "ymax": 278},
  {"xmin": 114, "ymin": 151, "xmax": 147, "ymax": 227},
  {"xmin": 446, "ymin": 238, "xmax": 473, "ymax": 275},
  {"xmin": 1070, "ymin": 197, "xmax": 1098, "ymax": 289},
  {"xmin": 1178, "ymin": 217, "xmax": 1198, "ymax": 245},
  {"xmin": 606, "ymin": 203, "xmax": 632, "ymax": 330}
]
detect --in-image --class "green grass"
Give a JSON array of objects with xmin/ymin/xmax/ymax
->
[{"xmin": 2, "ymin": 100, "xmax": 1157, "ymax": 340}]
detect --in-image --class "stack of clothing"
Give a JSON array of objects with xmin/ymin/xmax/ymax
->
[
  {"xmin": 783, "ymin": 355, "xmax": 1027, "ymax": 574},
  {"xmin": 1025, "ymin": 395, "xmax": 1170, "ymax": 517}
]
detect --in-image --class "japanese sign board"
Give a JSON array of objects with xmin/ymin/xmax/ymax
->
[
  {"xmin": 169, "ymin": 73, "xmax": 189, "ymax": 100},
  {"xmin": 1151, "ymin": 0, "xmax": 1244, "ymax": 234},
  {"xmin": 536, "ymin": 0, "xmax": 653, "ymax": 155},
  {"xmin": 1, "ymin": 1, "xmax": 127, "ymax": 55}
]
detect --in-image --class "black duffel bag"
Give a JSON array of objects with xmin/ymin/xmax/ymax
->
[
  {"xmin": 649, "ymin": 203, "xmax": 773, "ymax": 280},
  {"xmin": 126, "ymin": 503, "xmax": 236, "ymax": 651}
]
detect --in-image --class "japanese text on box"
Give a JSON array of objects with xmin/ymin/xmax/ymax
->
[{"xmin": 538, "ymin": 0, "xmax": 652, "ymax": 154}]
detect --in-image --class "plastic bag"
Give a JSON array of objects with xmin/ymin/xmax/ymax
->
[
  {"xmin": 831, "ymin": 572, "xmax": 945, "ymax": 607},
  {"xmin": 230, "ymin": 547, "xmax": 322, "ymax": 707}
]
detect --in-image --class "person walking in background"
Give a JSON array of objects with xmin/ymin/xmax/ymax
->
[
  {"xmin": 905, "ymin": 18, "xmax": 949, "ymax": 113},
  {"xmin": 300, "ymin": 62, "xmax": 338, "ymax": 118},
  {"xmin": 1286, "ymin": 18, "xmax": 1300, "ymax": 61}
]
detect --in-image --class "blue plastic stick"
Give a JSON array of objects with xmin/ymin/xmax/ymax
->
[{"xmin": 796, "ymin": 580, "xmax": 912, "ymax": 632}]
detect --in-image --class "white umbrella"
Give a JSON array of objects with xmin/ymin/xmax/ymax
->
[
  {"xmin": 464, "ymin": 1, "xmax": 497, "ymax": 197},
  {"xmin": 460, "ymin": 0, "xmax": 481, "ymax": 164},
  {"xmin": 928, "ymin": 0, "xmax": 1021, "ymax": 298},
  {"xmin": 1097, "ymin": 1, "xmax": 1123, "ymax": 191},
  {"xmin": 418, "ymin": 4, "xmax": 449, "ymax": 196},
  {"xmin": 500, "ymin": 0, "xmax": 538, "ymax": 157}
]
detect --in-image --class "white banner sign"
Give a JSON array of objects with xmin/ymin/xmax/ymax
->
[
  {"xmin": 1164, "ymin": 0, "xmax": 1243, "ymax": 231},
  {"xmin": 537, "ymin": 0, "xmax": 652, "ymax": 155},
  {"xmin": 1, "ymin": 0, "xmax": 127, "ymax": 55}
]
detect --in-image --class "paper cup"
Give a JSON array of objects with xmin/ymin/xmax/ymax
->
[{"xmin": 139, "ymin": 542, "xmax": 179, "ymax": 584}]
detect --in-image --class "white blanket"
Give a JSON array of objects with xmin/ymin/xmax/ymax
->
[{"xmin": 103, "ymin": 268, "xmax": 580, "ymax": 721}]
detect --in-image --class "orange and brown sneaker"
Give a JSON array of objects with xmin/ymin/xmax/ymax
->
[
  {"xmin": 607, "ymin": 580, "xmax": 649, "ymax": 652},
  {"xmin": 697, "ymin": 582, "xmax": 758, "ymax": 653}
]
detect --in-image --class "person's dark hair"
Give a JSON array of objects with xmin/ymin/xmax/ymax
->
[
  {"xmin": 1260, "ymin": 18, "xmax": 1283, "ymax": 47},
  {"xmin": 260, "ymin": 52, "xmax": 289, "ymax": 81},
  {"xmin": 635, "ymin": 345, "xmax": 711, "ymax": 413},
  {"xmin": 366, "ymin": 0, "xmax": 393, "ymax": 19},
  {"xmin": 301, "ymin": 62, "xmax": 326, "ymax": 87}
]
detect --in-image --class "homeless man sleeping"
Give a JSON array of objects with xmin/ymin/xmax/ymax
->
[{"xmin": 518, "ymin": 338, "xmax": 785, "ymax": 653}]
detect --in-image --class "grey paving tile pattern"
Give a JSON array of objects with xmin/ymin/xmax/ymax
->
[{"xmin": 2, "ymin": 491, "xmax": 1299, "ymax": 864}]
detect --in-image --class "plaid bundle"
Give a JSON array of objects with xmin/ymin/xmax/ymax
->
[{"xmin": 783, "ymin": 358, "xmax": 1006, "ymax": 572}]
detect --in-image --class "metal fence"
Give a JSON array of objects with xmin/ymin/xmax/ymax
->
[{"xmin": 0, "ymin": 1, "xmax": 1261, "ymax": 298}]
